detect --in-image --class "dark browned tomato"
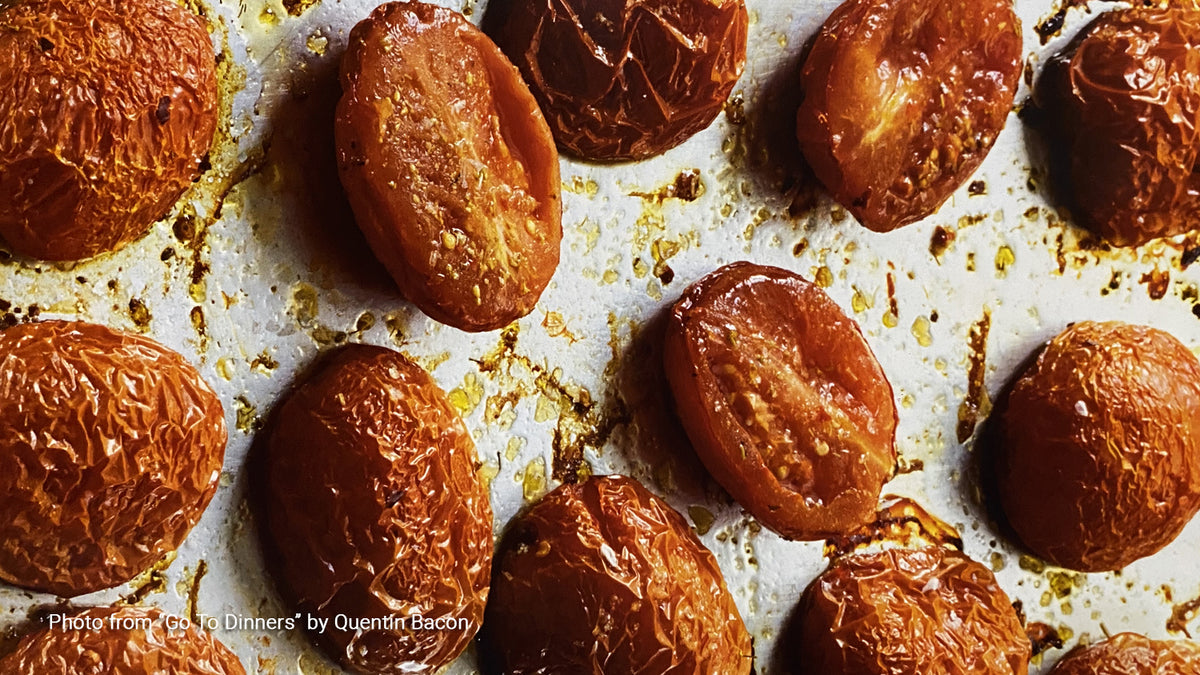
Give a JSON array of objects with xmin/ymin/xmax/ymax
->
[
  {"xmin": 997, "ymin": 321, "xmax": 1200, "ymax": 572},
  {"xmin": 486, "ymin": 0, "xmax": 748, "ymax": 161},
  {"xmin": 1048, "ymin": 633, "xmax": 1200, "ymax": 675},
  {"xmin": 1037, "ymin": 8, "xmax": 1200, "ymax": 247},
  {"xmin": 336, "ymin": 2, "xmax": 561, "ymax": 333},
  {"xmin": 479, "ymin": 474, "xmax": 752, "ymax": 675},
  {"xmin": 796, "ymin": 0, "xmax": 1022, "ymax": 232},
  {"xmin": 663, "ymin": 262, "xmax": 897, "ymax": 540},
  {"xmin": 263, "ymin": 344, "xmax": 492, "ymax": 674},
  {"xmin": 0, "ymin": 606, "xmax": 246, "ymax": 674},
  {"xmin": 0, "ymin": 0, "xmax": 218, "ymax": 262},
  {"xmin": 0, "ymin": 321, "xmax": 226, "ymax": 597},
  {"xmin": 795, "ymin": 547, "xmax": 1030, "ymax": 675}
]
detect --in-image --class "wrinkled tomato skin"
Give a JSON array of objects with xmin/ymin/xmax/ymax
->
[
  {"xmin": 663, "ymin": 262, "xmax": 897, "ymax": 540},
  {"xmin": 263, "ymin": 344, "xmax": 492, "ymax": 674},
  {"xmin": 997, "ymin": 321, "xmax": 1200, "ymax": 572},
  {"xmin": 0, "ymin": 0, "xmax": 218, "ymax": 261},
  {"xmin": 0, "ymin": 321, "xmax": 226, "ymax": 598},
  {"xmin": 486, "ymin": 0, "xmax": 748, "ymax": 161},
  {"xmin": 1038, "ymin": 8, "xmax": 1200, "ymax": 247},
  {"xmin": 0, "ymin": 606, "xmax": 246, "ymax": 675},
  {"xmin": 796, "ymin": 0, "xmax": 1022, "ymax": 232},
  {"xmin": 1048, "ymin": 633, "xmax": 1200, "ymax": 675},
  {"xmin": 335, "ymin": 2, "xmax": 561, "ymax": 333},
  {"xmin": 796, "ymin": 547, "xmax": 1030, "ymax": 675},
  {"xmin": 479, "ymin": 474, "xmax": 752, "ymax": 675}
]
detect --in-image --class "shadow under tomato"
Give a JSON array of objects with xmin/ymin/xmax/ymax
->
[{"xmin": 262, "ymin": 40, "xmax": 394, "ymax": 295}]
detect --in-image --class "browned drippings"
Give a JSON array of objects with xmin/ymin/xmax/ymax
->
[
  {"xmin": 957, "ymin": 308, "xmax": 993, "ymax": 443},
  {"xmin": 930, "ymin": 226, "xmax": 955, "ymax": 261},
  {"xmin": 1168, "ymin": 591, "xmax": 1200, "ymax": 637},
  {"xmin": 824, "ymin": 496, "xmax": 963, "ymax": 558},
  {"xmin": 630, "ymin": 169, "xmax": 706, "ymax": 203}
]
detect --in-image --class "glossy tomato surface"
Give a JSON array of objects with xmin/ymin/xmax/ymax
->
[
  {"xmin": 480, "ymin": 474, "xmax": 752, "ymax": 675},
  {"xmin": 997, "ymin": 321, "xmax": 1200, "ymax": 572},
  {"xmin": 263, "ymin": 344, "xmax": 492, "ymax": 674},
  {"xmin": 0, "ymin": 321, "xmax": 226, "ymax": 597},
  {"xmin": 0, "ymin": 606, "xmax": 246, "ymax": 674},
  {"xmin": 486, "ymin": 0, "xmax": 748, "ymax": 161},
  {"xmin": 796, "ymin": 547, "xmax": 1030, "ymax": 675},
  {"xmin": 796, "ymin": 0, "xmax": 1022, "ymax": 232},
  {"xmin": 663, "ymin": 262, "xmax": 897, "ymax": 540},
  {"xmin": 1048, "ymin": 633, "xmax": 1200, "ymax": 675},
  {"xmin": 336, "ymin": 1, "xmax": 561, "ymax": 333},
  {"xmin": 0, "ymin": 0, "xmax": 218, "ymax": 261},
  {"xmin": 1038, "ymin": 8, "xmax": 1200, "ymax": 247}
]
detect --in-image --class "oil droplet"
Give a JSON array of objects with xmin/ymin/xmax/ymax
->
[
  {"xmin": 911, "ymin": 316, "xmax": 933, "ymax": 347},
  {"xmin": 505, "ymin": 437, "xmax": 524, "ymax": 462},
  {"xmin": 479, "ymin": 461, "xmax": 500, "ymax": 488},
  {"xmin": 216, "ymin": 357, "xmax": 235, "ymax": 381},
  {"xmin": 851, "ymin": 287, "xmax": 873, "ymax": 313},
  {"xmin": 448, "ymin": 373, "xmax": 484, "ymax": 414},
  {"xmin": 882, "ymin": 310, "xmax": 899, "ymax": 328},
  {"xmin": 305, "ymin": 33, "xmax": 328, "ymax": 56},
  {"xmin": 814, "ymin": 266, "xmax": 834, "ymax": 288},
  {"xmin": 523, "ymin": 457, "xmax": 547, "ymax": 501},
  {"xmin": 534, "ymin": 394, "xmax": 557, "ymax": 423},
  {"xmin": 990, "ymin": 552, "xmax": 1006, "ymax": 572},
  {"xmin": 995, "ymin": 245, "xmax": 1016, "ymax": 275}
]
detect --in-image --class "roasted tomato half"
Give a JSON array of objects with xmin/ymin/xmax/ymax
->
[
  {"xmin": 0, "ymin": 0, "xmax": 218, "ymax": 261},
  {"xmin": 0, "ymin": 606, "xmax": 246, "ymax": 674},
  {"xmin": 480, "ymin": 474, "xmax": 752, "ymax": 675},
  {"xmin": 663, "ymin": 262, "xmax": 897, "ymax": 540},
  {"xmin": 997, "ymin": 321, "xmax": 1200, "ymax": 572},
  {"xmin": 1037, "ymin": 8, "xmax": 1200, "ymax": 247},
  {"xmin": 1048, "ymin": 633, "xmax": 1200, "ymax": 675},
  {"xmin": 0, "ymin": 321, "xmax": 226, "ymax": 597},
  {"xmin": 336, "ymin": 2, "xmax": 562, "ymax": 333},
  {"xmin": 486, "ymin": 0, "xmax": 748, "ymax": 161},
  {"xmin": 796, "ymin": 0, "xmax": 1022, "ymax": 232},
  {"xmin": 263, "ymin": 344, "xmax": 492, "ymax": 674},
  {"xmin": 795, "ymin": 547, "xmax": 1031, "ymax": 675}
]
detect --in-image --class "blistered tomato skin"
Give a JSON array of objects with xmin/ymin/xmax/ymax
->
[
  {"xmin": 263, "ymin": 344, "xmax": 492, "ymax": 675},
  {"xmin": 796, "ymin": 0, "xmax": 1022, "ymax": 232},
  {"xmin": 1038, "ymin": 8, "xmax": 1200, "ymax": 247},
  {"xmin": 0, "ymin": 321, "xmax": 227, "ymax": 598},
  {"xmin": 796, "ymin": 547, "xmax": 1031, "ymax": 675},
  {"xmin": 0, "ymin": 0, "xmax": 218, "ymax": 261},
  {"xmin": 997, "ymin": 321, "xmax": 1200, "ymax": 572},
  {"xmin": 486, "ymin": 0, "xmax": 749, "ymax": 161},
  {"xmin": 663, "ymin": 262, "xmax": 897, "ymax": 540},
  {"xmin": 335, "ymin": 2, "xmax": 561, "ymax": 333},
  {"xmin": 480, "ymin": 475, "xmax": 752, "ymax": 675},
  {"xmin": 0, "ymin": 606, "xmax": 246, "ymax": 674},
  {"xmin": 1048, "ymin": 633, "xmax": 1200, "ymax": 675}
]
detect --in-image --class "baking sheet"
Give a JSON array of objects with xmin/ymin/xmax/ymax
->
[{"xmin": 2, "ymin": 0, "xmax": 1200, "ymax": 672}]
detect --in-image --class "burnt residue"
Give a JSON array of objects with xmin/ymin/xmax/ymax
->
[
  {"xmin": 886, "ymin": 270, "xmax": 899, "ymax": 319},
  {"xmin": 281, "ymin": 0, "xmax": 320, "ymax": 16},
  {"xmin": 1026, "ymin": 622, "xmax": 1065, "ymax": 657},
  {"xmin": 968, "ymin": 180, "xmax": 987, "ymax": 196},
  {"xmin": 1140, "ymin": 268, "xmax": 1170, "ymax": 300},
  {"xmin": 1168, "ymin": 591, "xmax": 1200, "ymax": 637},
  {"xmin": 128, "ymin": 298, "xmax": 152, "ymax": 331},
  {"xmin": 186, "ymin": 559, "xmax": 208, "ymax": 626},
  {"xmin": 957, "ymin": 308, "xmax": 993, "ymax": 443},
  {"xmin": 474, "ymin": 326, "xmax": 631, "ymax": 483},
  {"xmin": 930, "ymin": 226, "xmax": 955, "ymax": 262},
  {"xmin": 1182, "ymin": 245, "xmax": 1200, "ymax": 270},
  {"xmin": 823, "ymin": 496, "xmax": 963, "ymax": 559},
  {"xmin": 629, "ymin": 169, "xmax": 705, "ymax": 203}
]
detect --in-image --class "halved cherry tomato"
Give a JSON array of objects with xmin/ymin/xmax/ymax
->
[
  {"xmin": 336, "ymin": 2, "xmax": 562, "ymax": 332},
  {"xmin": 663, "ymin": 262, "xmax": 897, "ymax": 540},
  {"xmin": 796, "ymin": 0, "xmax": 1022, "ymax": 232}
]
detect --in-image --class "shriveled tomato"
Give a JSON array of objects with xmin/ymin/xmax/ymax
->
[
  {"xmin": 796, "ymin": 0, "xmax": 1022, "ymax": 232},
  {"xmin": 480, "ymin": 474, "xmax": 752, "ymax": 674},
  {"xmin": 335, "ymin": 2, "xmax": 562, "ymax": 333},
  {"xmin": 1048, "ymin": 633, "xmax": 1200, "ymax": 675},
  {"xmin": 0, "ymin": 606, "xmax": 246, "ymax": 675},
  {"xmin": 796, "ymin": 547, "xmax": 1030, "ymax": 675},
  {"xmin": 663, "ymin": 262, "xmax": 897, "ymax": 540},
  {"xmin": 1037, "ymin": 8, "xmax": 1200, "ymax": 247},
  {"xmin": 485, "ymin": 0, "xmax": 749, "ymax": 161}
]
